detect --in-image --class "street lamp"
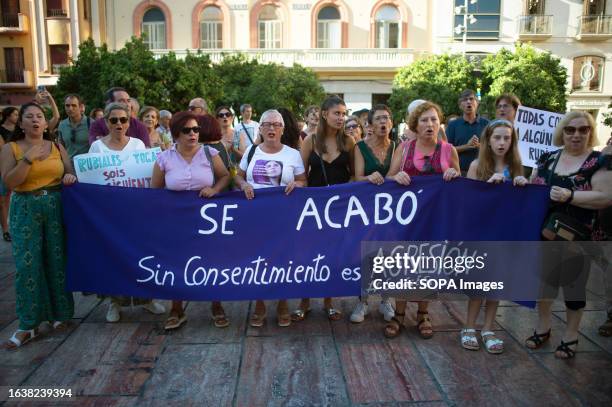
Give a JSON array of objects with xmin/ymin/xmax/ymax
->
[{"xmin": 454, "ymin": 0, "xmax": 478, "ymax": 56}]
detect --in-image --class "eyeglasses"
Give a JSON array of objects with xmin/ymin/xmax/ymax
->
[
  {"xmin": 260, "ymin": 122, "xmax": 283, "ymax": 129},
  {"xmin": 496, "ymin": 104, "xmax": 511, "ymax": 109},
  {"xmin": 180, "ymin": 126, "xmax": 201, "ymax": 135},
  {"xmin": 217, "ymin": 112, "xmax": 232, "ymax": 118},
  {"xmin": 109, "ymin": 117, "xmax": 129, "ymax": 124},
  {"xmin": 345, "ymin": 124, "xmax": 359, "ymax": 130},
  {"xmin": 563, "ymin": 126, "xmax": 591, "ymax": 135}
]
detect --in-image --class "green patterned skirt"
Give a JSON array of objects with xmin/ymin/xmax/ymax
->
[{"xmin": 10, "ymin": 191, "xmax": 74, "ymax": 330}]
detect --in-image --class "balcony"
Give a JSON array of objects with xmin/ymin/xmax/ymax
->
[
  {"xmin": 0, "ymin": 13, "xmax": 29, "ymax": 34},
  {"xmin": 0, "ymin": 69, "xmax": 34, "ymax": 89},
  {"xmin": 47, "ymin": 8, "xmax": 68, "ymax": 18},
  {"xmin": 52, "ymin": 63, "xmax": 70, "ymax": 75},
  {"xmin": 517, "ymin": 15, "xmax": 552, "ymax": 40},
  {"xmin": 577, "ymin": 15, "xmax": 612, "ymax": 40},
  {"xmin": 152, "ymin": 49, "xmax": 418, "ymax": 71}
]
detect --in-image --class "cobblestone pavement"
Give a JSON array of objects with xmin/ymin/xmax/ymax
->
[{"xmin": 1, "ymin": 240, "xmax": 611, "ymax": 406}]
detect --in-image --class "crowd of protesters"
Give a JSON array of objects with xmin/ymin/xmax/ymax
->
[{"xmin": 0, "ymin": 86, "xmax": 610, "ymax": 361}]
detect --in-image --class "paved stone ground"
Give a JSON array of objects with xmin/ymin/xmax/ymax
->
[{"xmin": 0, "ymin": 239, "xmax": 611, "ymax": 406}]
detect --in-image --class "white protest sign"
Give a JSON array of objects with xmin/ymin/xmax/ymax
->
[
  {"xmin": 74, "ymin": 148, "xmax": 161, "ymax": 188},
  {"xmin": 514, "ymin": 106, "xmax": 563, "ymax": 167}
]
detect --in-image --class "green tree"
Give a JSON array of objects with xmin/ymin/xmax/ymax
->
[
  {"xmin": 389, "ymin": 54, "xmax": 477, "ymax": 123},
  {"xmin": 53, "ymin": 39, "xmax": 324, "ymax": 119},
  {"xmin": 480, "ymin": 43, "xmax": 568, "ymax": 115}
]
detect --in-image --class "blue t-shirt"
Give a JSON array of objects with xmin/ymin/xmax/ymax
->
[{"xmin": 446, "ymin": 116, "xmax": 489, "ymax": 171}]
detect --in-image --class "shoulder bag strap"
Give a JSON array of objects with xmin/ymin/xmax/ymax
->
[
  {"xmin": 313, "ymin": 135, "xmax": 329, "ymax": 186},
  {"xmin": 546, "ymin": 150, "xmax": 562, "ymax": 185},
  {"xmin": 203, "ymin": 145, "xmax": 215, "ymax": 184},
  {"xmin": 241, "ymin": 123, "xmax": 254, "ymax": 145}
]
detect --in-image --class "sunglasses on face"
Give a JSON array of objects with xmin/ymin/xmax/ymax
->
[
  {"xmin": 180, "ymin": 126, "xmax": 201, "ymax": 135},
  {"xmin": 109, "ymin": 117, "xmax": 129, "ymax": 124},
  {"xmin": 563, "ymin": 126, "xmax": 591, "ymax": 135},
  {"xmin": 217, "ymin": 112, "xmax": 232, "ymax": 118}
]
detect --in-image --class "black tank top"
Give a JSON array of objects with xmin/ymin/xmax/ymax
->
[{"xmin": 307, "ymin": 150, "xmax": 350, "ymax": 186}]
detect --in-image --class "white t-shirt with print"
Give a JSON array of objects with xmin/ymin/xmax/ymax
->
[
  {"xmin": 239, "ymin": 144, "xmax": 305, "ymax": 189},
  {"xmin": 88, "ymin": 137, "xmax": 146, "ymax": 153}
]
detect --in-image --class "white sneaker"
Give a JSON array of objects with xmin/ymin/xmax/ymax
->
[
  {"xmin": 379, "ymin": 298, "xmax": 395, "ymax": 322},
  {"xmin": 142, "ymin": 300, "xmax": 165, "ymax": 315},
  {"xmin": 350, "ymin": 301, "xmax": 368, "ymax": 323},
  {"xmin": 106, "ymin": 302, "xmax": 121, "ymax": 323}
]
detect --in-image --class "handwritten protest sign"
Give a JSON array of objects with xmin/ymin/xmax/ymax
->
[
  {"xmin": 73, "ymin": 148, "xmax": 161, "ymax": 188},
  {"xmin": 515, "ymin": 106, "xmax": 563, "ymax": 167}
]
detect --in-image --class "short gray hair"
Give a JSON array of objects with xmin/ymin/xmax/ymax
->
[
  {"xmin": 188, "ymin": 97, "xmax": 208, "ymax": 112},
  {"xmin": 159, "ymin": 110, "xmax": 172, "ymax": 118},
  {"xmin": 104, "ymin": 102, "xmax": 130, "ymax": 120},
  {"xmin": 240, "ymin": 104, "xmax": 252, "ymax": 113},
  {"xmin": 260, "ymin": 109, "xmax": 284, "ymax": 126}
]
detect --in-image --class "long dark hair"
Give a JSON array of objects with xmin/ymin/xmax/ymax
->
[
  {"xmin": 11, "ymin": 102, "xmax": 52, "ymax": 141},
  {"xmin": 315, "ymin": 95, "xmax": 349, "ymax": 154},
  {"xmin": 278, "ymin": 107, "xmax": 300, "ymax": 149},
  {"xmin": 0, "ymin": 106, "xmax": 18, "ymax": 126}
]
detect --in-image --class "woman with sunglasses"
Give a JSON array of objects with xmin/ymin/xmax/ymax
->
[
  {"xmin": 215, "ymin": 106, "xmax": 235, "ymax": 158},
  {"xmin": 89, "ymin": 103, "xmax": 166, "ymax": 322},
  {"xmin": 527, "ymin": 111, "xmax": 612, "ymax": 359},
  {"xmin": 152, "ymin": 111, "xmax": 231, "ymax": 330},
  {"xmin": 344, "ymin": 115, "xmax": 364, "ymax": 142},
  {"xmin": 383, "ymin": 101, "xmax": 460, "ymax": 340},
  {"xmin": 292, "ymin": 96, "xmax": 354, "ymax": 323},
  {"xmin": 1, "ymin": 102, "xmax": 76, "ymax": 348}
]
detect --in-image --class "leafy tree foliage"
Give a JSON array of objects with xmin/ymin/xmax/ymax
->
[{"xmin": 53, "ymin": 38, "xmax": 324, "ymax": 119}]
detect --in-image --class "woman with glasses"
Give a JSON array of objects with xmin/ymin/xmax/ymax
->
[
  {"xmin": 350, "ymin": 104, "xmax": 399, "ymax": 324},
  {"xmin": 88, "ymin": 103, "xmax": 166, "ymax": 322},
  {"xmin": 139, "ymin": 106, "xmax": 170, "ymax": 150},
  {"xmin": 527, "ymin": 111, "xmax": 612, "ymax": 359},
  {"xmin": 152, "ymin": 111, "xmax": 231, "ymax": 330},
  {"xmin": 1, "ymin": 102, "xmax": 76, "ymax": 348},
  {"xmin": 292, "ymin": 96, "xmax": 355, "ymax": 323},
  {"xmin": 234, "ymin": 109, "xmax": 306, "ymax": 327},
  {"xmin": 215, "ymin": 106, "xmax": 235, "ymax": 157},
  {"xmin": 383, "ymin": 101, "xmax": 460, "ymax": 340},
  {"xmin": 344, "ymin": 115, "xmax": 364, "ymax": 142}
]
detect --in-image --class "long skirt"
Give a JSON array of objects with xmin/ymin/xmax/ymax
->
[{"xmin": 10, "ymin": 191, "xmax": 74, "ymax": 330}]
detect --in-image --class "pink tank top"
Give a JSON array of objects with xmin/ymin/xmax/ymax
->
[{"xmin": 401, "ymin": 139, "xmax": 452, "ymax": 175}]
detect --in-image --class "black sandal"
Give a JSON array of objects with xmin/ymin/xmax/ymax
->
[
  {"xmin": 555, "ymin": 340, "xmax": 578, "ymax": 359},
  {"xmin": 2, "ymin": 232, "xmax": 11, "ymax": 242},
  {"xmin": 525, "ymin": 329, "xmax": 551, "ymax": 349}
]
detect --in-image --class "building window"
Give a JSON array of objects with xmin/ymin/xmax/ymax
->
[
  {"xmin": 572, "ymin": 56, "xmax": 604, "ymax": 92},
  {"xmin": 200, "ymin": 6, "xmax": 222, "ymax": 49},
  {"xmin": 258, "ymin": 5, "xmax": 282, "ymax": 49},
  {"xmin": 317, "ymin": 6, "xmax": 341, "ymax": 48},
  {"xmin": 526, "ymin": 0, "xmax": 545, "ymax": 15},
  {"xmin": 453, "ymin": 0, "xmax": 501, "ymax": 40},
  {"xmin": 1, "ymin": 0, "xmax": 20, "ymax": 27},
  {"xmin": 46, "ymin": 0, "xmax": 67, "ymax": 17},
  {"xmin": 3, "ymin": 47, "xmax": 24, "ymax": 82},
  {"xmin": 375, "ymin": 5, "xmax": 400, "ymax": 48},
  {"xmin": 142, "ymin": 7, "xmax": 166, "ymax": 50},
  {"xmin": 50, "ymin": 44, "xmax": 69, "ymax": 74},
  {"xmin": 584, "ymin": 0, "xmax": 605, "ymax": 15}
]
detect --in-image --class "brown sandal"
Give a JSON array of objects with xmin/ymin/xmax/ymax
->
[
  {"xmin": 164, "ymin": 311, "xmax": 187, "ymax": 330},
  {"xmin": 277, "ymin": 313, "xmax": 291, "ymax": 327},
  {"xmin": 384, "ymin": 313, "xmax": 405, "ymax": 338},
  {"xmin": 416, "ymin": 311, "xmax": 434, "ymax": 339},
  {"xmin": 250, "ymin": 312, "xmax": 266, "ymax": 327}
]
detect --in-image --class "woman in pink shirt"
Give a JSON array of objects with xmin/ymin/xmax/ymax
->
[
  {"xmin": 384, "ymin": 101, "xmax": 460, "ymax": 340},
  {"xmin": 151, "ymin": 111, "xmax": 231, "ymax": 330}
]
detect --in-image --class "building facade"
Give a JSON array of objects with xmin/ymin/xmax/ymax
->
[
  {"xmin": 2, "ymin": 0, "xmax": 612, "ymax": 143},
  {"xmin": 0, "ymin": 0, "xmax": 106, "ymax": 105}
]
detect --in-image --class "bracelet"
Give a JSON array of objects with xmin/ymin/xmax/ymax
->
[
  {"xmin": 22, "ymin": 157, "xmax": 33, "ymax": 165},
  {"xmin": 567, "ymin": 189, "xmax": 574, "ymax": 203}
]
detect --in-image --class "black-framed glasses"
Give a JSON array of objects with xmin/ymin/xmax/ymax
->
[
  {"xmin": 180, "ymin": 126, "xmax": 201, "ymax": 134},
  {"xmin": 260, "ymin": 122, "xmax": 283, "ymax": 129},
  {"xmin": 563, "ymin": 126, "xmax": 591, "ymax": 135},
  {"xmin": 217, "ymin": 112, "xmax": 232, "ymax": 118},
  {"xmin": 109, "ymin": 117, "xmax": 129, "ymax": 124}
]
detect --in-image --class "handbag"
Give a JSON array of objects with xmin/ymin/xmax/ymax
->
[{"xmin": 541, "ymin": 151, "xmax": 591, "ymax": 241}]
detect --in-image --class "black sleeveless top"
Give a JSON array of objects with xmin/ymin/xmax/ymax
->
[{"xmin": 308, "ymin": 150, "xmax": 351, "ymax": 186}]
